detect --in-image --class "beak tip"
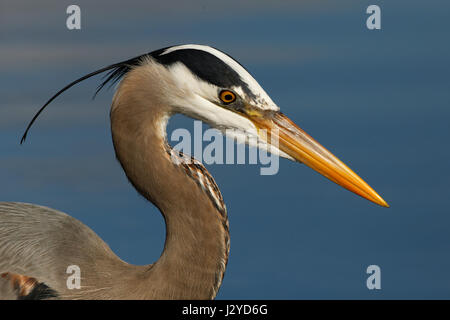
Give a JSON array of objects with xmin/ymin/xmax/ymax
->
[
  {"xmin": 373, "ymin": 196, "xmax": 390, "ymax": 208},
  {"xmin": 381, "ymin": 201, "xmax": 390, "ymax": 208}
]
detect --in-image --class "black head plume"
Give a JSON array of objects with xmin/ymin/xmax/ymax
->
[
  {"xmin": 20, "ymin": 54, "xmax": 148, "ymax": 144},
  {"xmin": 21, "ymin": 45, "xmax": 251, "ymax": 144}
]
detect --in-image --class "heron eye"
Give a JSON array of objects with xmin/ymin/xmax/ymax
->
[{"xmin": 219, "ymin": 90, "xmax": 236, "ymax": 104}]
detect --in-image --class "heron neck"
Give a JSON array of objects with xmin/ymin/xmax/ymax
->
[{"xmin": 110, "ymin": 69, "xmax": 229, "ymax": 299}]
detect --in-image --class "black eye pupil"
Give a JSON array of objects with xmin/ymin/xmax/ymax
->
[{"xmin": 224, "ymin": 94, "xmax": 233, "ymax": 101}]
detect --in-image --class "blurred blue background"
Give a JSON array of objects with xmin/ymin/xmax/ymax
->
[{"xmin": 1, "ymin": 0, "xmax": 449, "ymax": 299}]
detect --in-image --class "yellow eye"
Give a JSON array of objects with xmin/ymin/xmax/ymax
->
[{"xmin": 219, "ymin": 90, "xmax": 236, "ymax": 104}]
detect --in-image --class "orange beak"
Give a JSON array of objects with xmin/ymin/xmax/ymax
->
[{"xmin": 249, "ymin": 111, "xmax": 389, "ymax": 207}]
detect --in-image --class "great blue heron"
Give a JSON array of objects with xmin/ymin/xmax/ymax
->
[{"xmin": 0, "ymin": 44, "xmax": 388, "ymax": 300}]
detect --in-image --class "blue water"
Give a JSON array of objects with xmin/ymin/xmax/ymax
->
[{"xmin": 1, "ymin": 0, "xmax": 449, "ymax": 298}]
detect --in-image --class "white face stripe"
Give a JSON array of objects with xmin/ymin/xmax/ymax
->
[
  {"xmin": 160, "ymin": 44, "xmax": 279, "ymax": 111},
  {"xmin": 136, "ymin": 55, "xmax": 292, "ymax": 161},
  {"xmin": 160, "ymin": 62, "xmax": 259, "ymax": 133},
  {"xmin": 164, "ymin": 63, "xmax": 292, "ymax": 160}
]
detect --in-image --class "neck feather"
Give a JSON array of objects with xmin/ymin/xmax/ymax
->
[{"xmin": 110, "ymin": 64, "xmax": 229, "ymax": 299}]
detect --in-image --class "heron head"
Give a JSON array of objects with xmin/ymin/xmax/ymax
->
[
  {"xmin": 21, "ymin": 44, "xmax": 388, "ymax": 207},
  {"xmin": 151, "ymin": 44, "xmax": 389, "ymax": 207}
]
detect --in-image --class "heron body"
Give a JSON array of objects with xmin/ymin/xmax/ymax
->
[{"xmin": 0, "ymin": 44, "xmax": 388, "ymax": 299}]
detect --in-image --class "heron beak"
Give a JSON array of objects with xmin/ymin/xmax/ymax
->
[{"xmin": 248, "ymin": 111, "xmax": 389, "ymax": 207}]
